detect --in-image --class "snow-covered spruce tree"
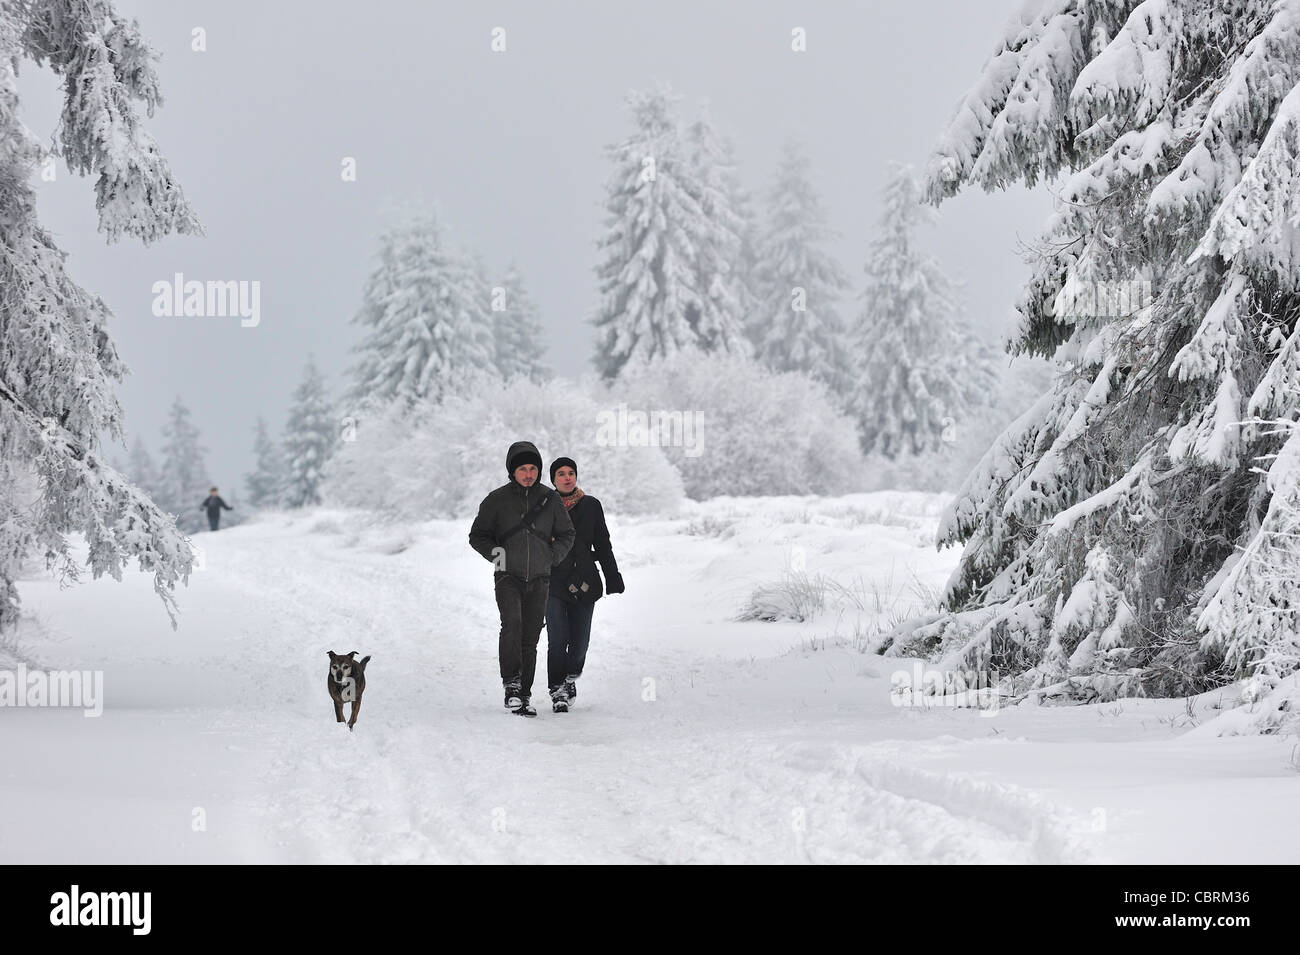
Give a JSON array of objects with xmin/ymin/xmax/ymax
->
[
  {"xmin": 244, "ymin": 416, "xmax": 284, "ymax": 509},
  {"xmin": 126, "ymin": 436, "xmax": 161, "ymax": 501},
  {"xmin": 492, "ymin": 262, "xmax": 550, "ymax": 380},
  {"xmin": 157, "ymin": 397, "xmax": 208, "ymax": 534},
  {"xmin": 0, "ymin": 1, "xmax": 200, "ymax": 632},
  {"xmin": 347, "ymin": 208, "xmax": 496, "ymax": 407},
  {"xmin": 282, "ymin": 356, "xmax": 336, "ymax": 509},
  {"xmin": 684, "ymin": 102, "xmax": 755, "ymax": 360},
  {"xmin": 592, "ymin": 84, "xmax": 749, "ymax": 379},
  {"xmin": 751, "ymin": 140, "xmax": 852, "ymax": 392},
  {"xmin": 1194, "ymin": 413, "xmax": 1300, "ymax": 731},
  {"xmin": 887, "ymin": 0, "xmax": 1300, "ymax": 706},
  {"xmin": 850, "ymin": 163, "xmax": 998, "ymax": 459}
]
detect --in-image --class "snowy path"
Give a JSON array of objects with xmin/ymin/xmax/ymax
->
[
  {"xmin": 195, "ymin": 513, "xmax": 1067, "ymax": 864},
  {"xmin": 3, "ymin": 496, "xmax": 1296, "ymax": 864}
]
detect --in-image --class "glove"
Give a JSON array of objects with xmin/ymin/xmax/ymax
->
[{"xmin": 605, "ymin": 572, "xmax": 625, "ymax": 595}]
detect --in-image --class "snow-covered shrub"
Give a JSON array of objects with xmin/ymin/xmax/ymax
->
[
  {"xmin": 324, "ymin": 371, "xmax": 685, "ymax": 520},
  {"xmin": 614, "ymin": 350, "xmax": 866, "ymax": 499},
  {"xmin": 738, "ymin": 565, "xmax": 923, "ymax": 638},
  {"xmin": 735, "ymin": 571, "xmax": 832, "ymax": 623},
  {"xmin": 683, "ymin": 515, "xmax": 738, "ymax": 538},
  {"xmin": 319, "ymin": 397, "xmax": 413, "ymax": 521},
  {"xmin": 824, "ymin": 501, "xmax": 916, "ymax": 530}
]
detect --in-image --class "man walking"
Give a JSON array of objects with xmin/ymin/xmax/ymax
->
[
  {"xmin": 200, "ymin": 487, "xmax": 233, "ymax": 531},
  {"xmin": 469, "ymin": 441, "xmax": 576, "ymax": 717}
]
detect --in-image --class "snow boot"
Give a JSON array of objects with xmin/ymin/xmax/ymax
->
[
  {"xmin": 564, "ymin": 676, "xmax": 578, "ymax": 703},
  {"xmin": 550, "ymin": 684, "xmax": 570, "ymax": 713},
  {"xmin": 514, "ymin": 697, "xmax": 537, "ymax": 718},
  {"xmin": 504, "ymin": 682, "xmax": 523, "ymax": 710}
]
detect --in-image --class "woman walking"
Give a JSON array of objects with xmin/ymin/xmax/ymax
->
[{"xmin": 546, "ymin": 456, "xmax": 623, "ymax": 713}]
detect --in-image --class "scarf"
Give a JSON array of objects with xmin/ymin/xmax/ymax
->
[{"xmin": 560, "ymin": 486, "xmax": 584, "ymax": 510}]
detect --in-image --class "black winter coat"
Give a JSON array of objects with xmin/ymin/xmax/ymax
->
[
  {"xmin": 200, "ymin": 495, "xmax": 232, "ymax": 515},
  {"xmin": 468, "ymin": 479, "xmax": 576, "ymax": 582},
  {"xmin": 550, "ymin": 493, "xmax": 621, "ymax": 602}
]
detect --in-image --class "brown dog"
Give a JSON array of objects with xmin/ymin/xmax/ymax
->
[{"xmin": 327, "ymin": 650, "xmax": 370, "ymax": 731}]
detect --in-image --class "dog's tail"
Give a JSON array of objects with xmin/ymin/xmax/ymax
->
[{"xmin": 359, "ymin": 655, "xmax": 371, "ymax": 668}]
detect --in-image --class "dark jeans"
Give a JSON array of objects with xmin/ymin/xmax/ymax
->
[
  {"xmin": 207, "ymin": 512, "xmax": 220, "ymax": 531},
  {"xmin": 495, "ymin": 573, "xmax": 550, "ymax": 697},
  {"xmin": 546, "ymin": 595, "xmax": 595, "ymax": 690}
]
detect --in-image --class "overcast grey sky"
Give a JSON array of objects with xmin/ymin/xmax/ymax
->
[{"xmin": 24, "ymin": 0, "xmax": 1050, "ymax": 496}]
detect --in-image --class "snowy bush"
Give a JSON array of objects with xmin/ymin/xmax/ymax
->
[
  {"xmin": 683, "ymin": 515, "xmax": 738, "ymax": 538},
  {"xmin": 324, "ymin": 371, "xmax": 685, "ymax": 520},
  {"xmin": 614, "ymin": 350, "xmax": 866, "ymax": 499},
  {"xmin": 736, "ymin": 571, "xmax": 832, "ymax": 623},
  {"xmin": 738, "ymin": 565, "xmax": 927, "ymax": 638}
]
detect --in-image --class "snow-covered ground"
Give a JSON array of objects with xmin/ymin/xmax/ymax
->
[{"xmin": 2, "ymin": 492, "xmax": 1296, "ymax": 864}]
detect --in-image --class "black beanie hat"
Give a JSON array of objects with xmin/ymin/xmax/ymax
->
[
  {"xmin": 550, "ymin": 456, "xmax": 577, "ymax": 483},
  {"xmin": 506, "ymin": 440, "xmax": 543, "ymax": 477}
]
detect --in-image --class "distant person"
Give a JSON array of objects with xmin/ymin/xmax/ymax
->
[
  {"xmin": 468, "ymin": 441, "xmax": 575, "ymax": 717},
  {"xmin": 200, "ymin": 487, "xmax": 233, "ymax": 531},
  {"xmin": 545, "ymin": 456, "xmax": 623, "ymax": 713}
]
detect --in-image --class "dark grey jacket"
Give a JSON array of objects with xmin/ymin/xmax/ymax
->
[
  {"xmin": 200, "ymin": 495, "xmax": 232, "ymax": 515},
  {"xmin": 469, "ymin": 478, "xmax": 576, "ymax": 582}
]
